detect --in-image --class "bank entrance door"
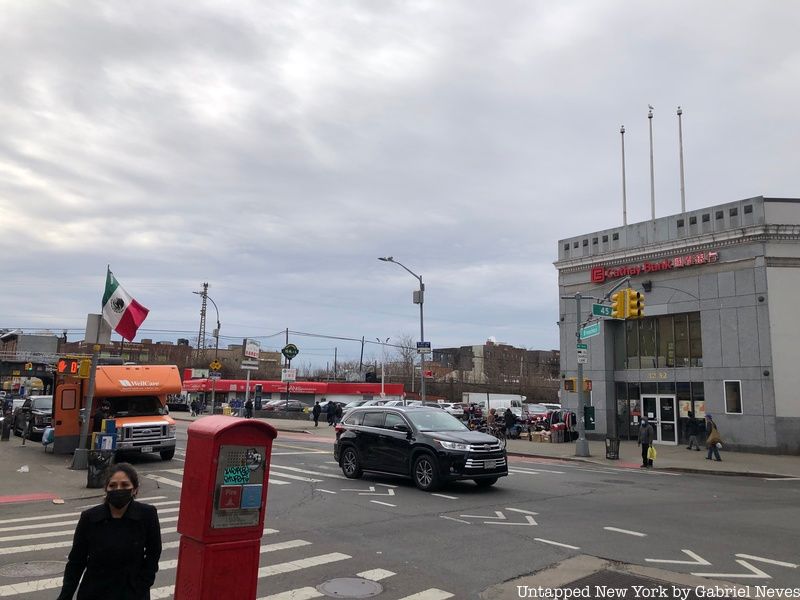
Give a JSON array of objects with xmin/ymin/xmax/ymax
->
[{"xmin": 641, "ymin": 395, "xmax": 677, "ymax": 445}]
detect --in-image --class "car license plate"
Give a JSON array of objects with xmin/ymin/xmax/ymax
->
[
  {"xmin": 484, "ymin": 460, "xmax": 496, "ymax": 469},
  {"xmin": 140, "ymin": 446, "xmax": 153, "ymax": 453}
]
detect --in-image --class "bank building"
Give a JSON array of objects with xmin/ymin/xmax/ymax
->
[{"xmin": 555, "ymin": 196, "xmax": 800, "ymax": 454}]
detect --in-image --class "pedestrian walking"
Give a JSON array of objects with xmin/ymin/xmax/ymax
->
[
  {"xmin": 57, "ymin": 463, "xmax": 162, "ymax": 600},
  {"xmin": 335, "ymin": 402, "xmax": 343, "ymax": 425},
  {"xmin": 637, "ymin": 417, "xmax": 655, "ymax": 468},
  {"xmin": 189, "ymin": 399, "xmax": 197, "ymax": 417},
  {"xmin": 685, "ymin": 411, "xmax": 701, "ymax": 450},
  {"xmin": 312, "ymin": 401, "xmax": 321, "ymax": 427},
  {"xmin": 245, "ymin": 398, "xmax": 253, "ymax": 419},
  {"xmin": 327, "ymin": 402, "xmax": 335, "ymax": 426},
  {"xmin": 705, "ymin": 414, "xmax": 723, "ymax": 461}
]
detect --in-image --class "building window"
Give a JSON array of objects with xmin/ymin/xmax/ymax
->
[
  {"xmin": 729, "ymin": 207, "xmax": 738, "ymax": 217},
  {"xmin": 625, "ymin": 321, "xmax": 639, "ymax": 369},
  {"xmin": 612, "ymin": 233, "xmax": 619, "ymax": 241},
  {"xmin": 677, "ymin": 219, "xmax": 685, "ymax": 228},
  {"xmin": 592, "ymin": 237, "xmax": 598, "ymax": 245},
  {"xmin": 688, "ymin": 312, "xmax": 703, "ymax": 366},
  {"xmin": 657, "ymin": 315, "xmax": 674, "ymax": 368},
  {"xmin": 744, "ymin": 205, "xmax": 753, "ymax": 214},
  {"xmin": 689, "ymin": 216, "xmax": 697, "ymax": 225},
  {"xmin": 716, "ymin": 210, "xmax": 724, "ymax": 220},
  {"xmin": 701, "ymin": 214, "xmax": 710, "ymax": 223},
  {"xmin": 615, "ymin": 312, "xmax": 700, "ymax": 370},
  {"xmin": 564, "ymin": 244, "xmax": 570, "ymax": 251},
  {"xmin": 638, "ymin": 319, "xmax": 657, "ymax": 369},
  {"xmin": 724, "ymin": 380, "xmax": 742, "ymax": 414},
  {"xmin": 573, "ymin": 241, "xmax": 579, "ymax": 249},
  {"xmin": 602, "ymin": 235, "xmax": 609, "ymax": 242},
  {"xmin": 674, "ymin": 314, "xmax": 689, "ymax": 368},
  {"xmin": 582, "ymin": 239, "xmax": 588, "ymax": 247}
]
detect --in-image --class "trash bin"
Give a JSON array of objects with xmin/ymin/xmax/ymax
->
[
  {"xmin": 87, "ymin": 450, "xmax": 115, "ymax": 488},
  {"xmin": 223, "ymin": 406, "xmax": 232, "ymax": 416},
  {"xmin": 605, "ymin": 436, "xmax": 620, "ymax": 460}
]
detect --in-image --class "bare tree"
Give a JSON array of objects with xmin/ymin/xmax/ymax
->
[{"xmin": 394, "ymin": 333, "xmax": 417, "ymax": 385}]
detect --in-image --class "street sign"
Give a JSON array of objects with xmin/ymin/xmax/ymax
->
[
  {"xmin": 577, "ymin": 354, "xmax": 588, "ymax": 364},
  {"xmin": 243, "ymin": 338, "xmax": 261, "ymax": 359},
  {"xmin": 209, "ymin": 371, "xmax": 222, "ymax": 380},
  {"xmin": 592, "ymin": 303, "xmax": 612, "ymax": 317},
  {"xmin": 576, "ymin": 343, "xmax": 588, "ymax": 350},
  {"xmin": 281, "ymin": 368, "xmax": 297, "ymax": 382},
  {"xmin": 210, "ymin": 360, "xmax": 222, "ymax": 371},
  {"xmin": 416, "ymin": 341, "xmax": 432, "ymax": 354},
  {"xmin": 282, "ymin": 344, "xmax": 299, "ymax": 360},
  {"xmin": 579, "ymin": 322, "xmax": 600, "ymax": 339},
  {"xmin": 240, "ymin": 359, "xmax": 259, "ymax": 371}
]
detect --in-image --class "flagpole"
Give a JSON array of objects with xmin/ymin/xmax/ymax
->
[
  {"xmin": 620, "ymin": 125, "xmax": 627, "ymax": 226},
  {"xmin": 677, "ymin": 106, "xmax": 686, "ymax": 214},
  {"xmin": 648, "ymin": 105, "xmax": 656, "ymax": 221}
]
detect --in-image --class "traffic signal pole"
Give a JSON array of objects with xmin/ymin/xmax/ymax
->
[{"xmin": 574, "ymin": 293, "xmax": 590, "ymax": 457}]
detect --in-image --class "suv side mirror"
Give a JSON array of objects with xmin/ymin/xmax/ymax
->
[{"xmin": 393, "ymin": 423, "xmax": 410, "ymax": 433}]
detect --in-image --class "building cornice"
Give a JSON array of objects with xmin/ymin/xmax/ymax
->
[{"xmin": 554, "ymin": 224, "xmax": 800, "ymax": 274}]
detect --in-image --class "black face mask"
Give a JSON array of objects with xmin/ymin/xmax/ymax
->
[{"xmin": 106, "ymin": 489, "xmax": 133, "ymax": 509}]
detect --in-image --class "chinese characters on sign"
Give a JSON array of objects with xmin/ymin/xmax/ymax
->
[{"xmin": 591, "ymin": 251, "xmax": 719, "ymax": 283}]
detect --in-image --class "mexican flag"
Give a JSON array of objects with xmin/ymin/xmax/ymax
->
[{"xmin": 101, "ymin": 269, "xmax": 150, "ymax": 342}]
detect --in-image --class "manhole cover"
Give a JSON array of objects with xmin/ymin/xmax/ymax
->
[
  {"xmin": 0, "ymin": 561, "xmax": 65, "ymax": 578},
  {"xmin": 317, "ymin": 577, "xmax": 383, "ymax": 598}
]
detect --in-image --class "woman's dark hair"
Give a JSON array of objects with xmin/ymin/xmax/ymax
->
[{"xmin": 104, "ymin": 462, "xmax": 139, "ymax": 489}]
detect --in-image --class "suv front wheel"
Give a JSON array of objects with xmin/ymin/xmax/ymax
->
[
  {"xmin": 341, "ymin": 447, "xmax": 363, "ymax": 479},
  {"xmin": 413, "ymin": 453, "xmax": 440, "ymax": 491}
]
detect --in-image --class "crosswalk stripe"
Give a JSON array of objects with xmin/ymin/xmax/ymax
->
[
  {"xmin": 270, "ymin": 465, "xmax": 346, "ymax": 480},
  {"xmin": 149, "ymin": 552, "xmax": 352, "ymax": 599},
  {"xmin": 269, "ymin": 478, "xmax": 291, "ymax": 485},
  {"xmin": 257, "ymin": 568, "xmax": 396, "ymax": 600},
  {"xmin": 397, "ymin": 590, "xmax": 454, "ymax": 600},
  {"xmin": 0, "ymin": 500, "xmax": 179, "ymax": 525},
  {"xmin": 0, "ymin": 516, "xmax": 179, "ymax": 543},
  {"xmin": 265, "ymin": 472, "xmax": 323, "ymax": 483},
  {"xmin": 145, "ymin": 474, "xmax": 183, "ymax": 488},
  {"xmin": 0, "ymin": 507, "xmax": 180, "ymax": 533},
  {"xmin": 151, "ymin": 469, "xmax": 297, "ymax": 486},
  {"xmin": 0, "ymin": 539, "xmax": 307, "ymax": 597}
]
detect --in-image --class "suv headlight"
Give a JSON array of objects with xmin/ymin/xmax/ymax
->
[
  {"xmin": 496, "ymin": 437, "xmax": 507, "ymax": 450},
  {"xmin": 169, "ymin": 424, "xmax": 177, "ymax": 436},
  {"xmin": 436, "ymin": 440, "xmax": 469, "ymax": 451}
]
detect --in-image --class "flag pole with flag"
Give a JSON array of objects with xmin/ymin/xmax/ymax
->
[{"xmin": 102, "ymin": 268, "xmax": 150, "ymax": 342}]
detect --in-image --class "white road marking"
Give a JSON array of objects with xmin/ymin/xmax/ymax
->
[
  {"xmin": 604, "ymin": 527, "xmax": 647, "ymax": 537},
  {"xmin": 370, "ymin": 500, "xmax": 397, "ymax": 507},
  {"xmin": 271, "ymin": 465, "xmax": 347, "ymax": 480},
  {"xmin": 692, "ymin": 560, "xmax": 771, "ymax": 579},
  {"xmin": 265, "ymin": 472, "xmax": 323, "ymax": 483},
  {"xmin": 460, "ymin": 511, "xmax": 506, "ymax": 520},
  {"xmin": 316, "ymin": 489, "xmax": 337, "ymax": 494},
  {"xmin": 534, "ymin": 538, "xmax": 580, "ymax": 550},
  {"xmin": 0, "ymin": 500, "xmax": 178, "ymax": 525},
  {"xmin": 259, "ymin": 588, "xmax": 321, "ymax": 600},
  {"xmin": 258, "ymin": 552, "xmax": 352, "ymax": 576},
  {"xmin": 271, "ymin": 450, "xmax": 327, "ymax": 455},
  {"xmin": 646, "ymin": 550, "xmax": 711, "ymax": 565},
  {"xmin": 160, "ymin": 469, "xmax": 186, "ymax": 475},
  {"xmin": 376, "ymin": 483, "xmax": 397, "ymax": 488},
  {"xmin": 735, "ymin": 554, "xmax": 799, "ymax": 568},
  {"xmin": 0, "ymin": 517, "xmax": 179, "ymax": 543},
  {"xmin": 397, "ymin": 590, "xmax": 454, "ymax": 600},
  {"xmin": 440, "ymin": 515, "xmax": 471, "ymax": 525},
  {"xmin": 506, "ymin": 508, "xmax": 539, "ymax": 516},
  {"xmin": 77, "ymin": 496, "xmax": 168, "ymax": 509},
  {"xmin": 357, "ymin": 568, "xmax": 396, "ymax": 581},
  {"xmin": 0, "ymin": 507, "xmax": 180, "ymax": 532},
  {"xmin": 268, "ymin": 478, "xmax": 291, "ymax": 485},
  {"xmin": 145, "ymin": 474, "xmax": 183, "ymax": 488},
  {"xmin": 486, "ymin": 516, "xmax": 537, "ymax": 526},
  {"xmin": 431, "ymin": 493, "xmax": 458, "ymax": 500},
  {"xmin": 763, "ymin": 477, "xmax": 800, "ymax": 481}
]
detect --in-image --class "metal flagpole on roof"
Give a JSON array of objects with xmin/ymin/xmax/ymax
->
[
  {"xmin": 648, "ymin": 105, "xmax": 656, "ymax": 221},
  {"xmin": 620, "ymin": 125, "xmax": 628, "ymax": 226},
  {"xmin": 678, "ymin": 106, "xmax": 686, "ymax": 214}
]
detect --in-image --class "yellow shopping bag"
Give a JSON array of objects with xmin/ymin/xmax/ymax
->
[{"xmin": 647, "ymin": 445, "xmax": 657, "ymax": 461}]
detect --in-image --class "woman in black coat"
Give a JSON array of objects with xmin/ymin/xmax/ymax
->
[{"xmin": 58, "ymin": 463, "xmax": 162, "ymax": 600}]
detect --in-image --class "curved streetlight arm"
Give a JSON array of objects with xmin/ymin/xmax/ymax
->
[{"xmin": 378, "ymin": 257, "xmax": 422, "ymax": 287}]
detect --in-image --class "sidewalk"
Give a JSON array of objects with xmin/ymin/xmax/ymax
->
[{"xmin": 173, "ymin": 413, "xmax": 800, "ymax": 479}]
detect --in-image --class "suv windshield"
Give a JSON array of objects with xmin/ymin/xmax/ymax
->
[
  {"xmin": 107, "ymin": 395, "xmax": 165, "ymax": 417},
  {"xmin": 406, "ymin": 409, "xmax": 468, "ymax": 432},
  {"xmin": 30, "ymin": 397, "xmax": 53, "ymax": 411}
]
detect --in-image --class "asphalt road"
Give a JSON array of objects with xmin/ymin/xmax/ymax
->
[{"xmin": 0, "ymin": 422, "xmax": 798, "ymax": 599}]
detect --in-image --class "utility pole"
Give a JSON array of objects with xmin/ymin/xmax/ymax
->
[
  {"xmin": 195, "ymin": 282, "xmax": 208, "ymax": 361},
  {"xmin": 573, "ymin": 293, "xmax": 589, "ymax": 457}
]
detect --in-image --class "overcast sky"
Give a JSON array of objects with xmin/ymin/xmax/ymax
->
[{"xmin": 2, "ymin": 1, "xmax": 799, "ymax": 368}]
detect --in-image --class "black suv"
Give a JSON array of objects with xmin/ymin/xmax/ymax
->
[{"xmin": 333, "ymin": 406, "xmax": 508, "ymax": 491}]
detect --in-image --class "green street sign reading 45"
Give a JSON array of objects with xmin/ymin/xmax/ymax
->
[{"xmin": 592, "ymin": 303, "xmax": 612, "ymax": 317}]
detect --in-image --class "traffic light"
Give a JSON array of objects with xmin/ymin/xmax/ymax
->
[
  {"xmin": 626, "ymin": 288, "xmax": 644, "ymax": 319},
  {"xmin": 563, "ymin": 377, "xmax": 577, "ymax": 392},
  {"xmin": 611, "ymin": 291, "xmax": 625, "ymax": 319}
]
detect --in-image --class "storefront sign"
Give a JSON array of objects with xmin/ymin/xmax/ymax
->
[{"xmin": 591, "ymin": 250, "xmax": 719, "ymax": 283}]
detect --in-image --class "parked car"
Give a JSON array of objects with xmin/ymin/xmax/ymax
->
[
  {"xmin": 540, "ymin": 403, "xmax": 562, "ymax": 411},
  {"xmin": 439, "ymin": 402, "xmax": 464, "ymax": 417},
  {"xmin": 334, "ymin": 406, "xmax": 508, "ymax": 491},
  {"xmin": 13, "ymin": 395, "xmax": 53, "ymax": 439},
  {"xmin": 343, "ymin": 399, "xmax": 370, "ymax": 411},
  {"xmin": 263, "ymin": 399, "xmax": 305, "ymax": 412},
  {"xmin": 383, "ymin": 400, "xmax": 406, "ymax": 406},
  {"xmin": 360, "ymin": 399, "xmax": 389, "ymax": 407}
]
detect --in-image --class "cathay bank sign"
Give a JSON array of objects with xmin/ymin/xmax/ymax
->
[{"xmin": 591, "ymin": 250, "xmax": 719, "ymax": 283}]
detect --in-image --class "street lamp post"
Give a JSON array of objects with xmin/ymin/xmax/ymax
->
[
  {"xmin": 193, "ymin": 291, "xmax": 221, "ymax": 413},
  {"xmin": 378, "ymin": 257, "xmax": 425, "ymax": 402},
  {"xmin": 376, "ymin": 337, "xmax": 390, "ymax": 397}
]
